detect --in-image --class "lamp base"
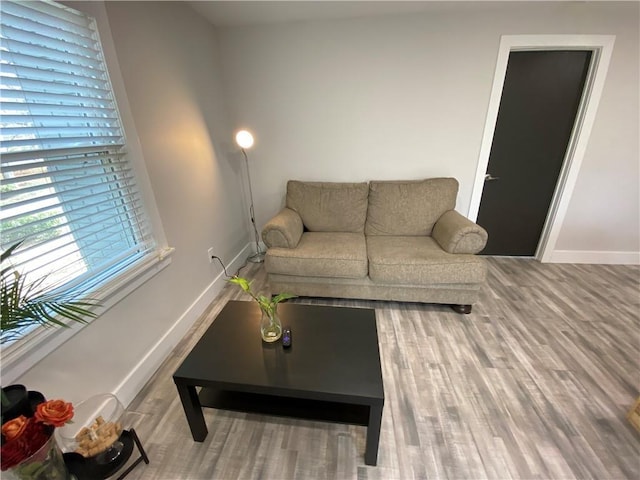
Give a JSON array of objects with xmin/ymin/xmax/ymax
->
[{"xmin": 248, "ymin": 252, "xmax": 265, "ymax": 263}]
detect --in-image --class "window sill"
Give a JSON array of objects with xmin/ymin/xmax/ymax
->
[{"xmin": 0, "ymin": 247, "xmax": 175, "ymax": 384}]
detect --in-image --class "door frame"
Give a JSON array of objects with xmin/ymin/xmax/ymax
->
[{"xmin": 468, "ymin": 35, "xmax": 615, "ymax": 262}]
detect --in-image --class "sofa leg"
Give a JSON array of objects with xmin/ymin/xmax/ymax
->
[{"xmin": 451, "ymin": 304, "xmax": 472, "ymax": 314}]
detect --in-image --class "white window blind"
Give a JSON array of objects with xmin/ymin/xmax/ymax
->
[{"xmin": 1, "ymin": 0, "xmax": 155, "ymax": 334}]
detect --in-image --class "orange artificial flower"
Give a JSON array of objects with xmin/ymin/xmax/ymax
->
[
  {"xmin": 34, "ymin": 399, "xmax": 74, "ymax": 427},
  {"xmin": 1, "ymin": 415, "xmax": 28, "ymax": 441}
]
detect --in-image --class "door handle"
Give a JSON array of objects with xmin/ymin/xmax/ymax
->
[{"xmin": 484, "ymin": 174, "xmax": 500, "ymax": 182}]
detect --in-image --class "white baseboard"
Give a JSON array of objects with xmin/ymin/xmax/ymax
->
[
  {"xmin": 546, "ymin": 249, "xmax": 640, "ymax": 265},
  {"xmin": 114, "ymin": 244, "xmax": 251, "ymax": 407}
]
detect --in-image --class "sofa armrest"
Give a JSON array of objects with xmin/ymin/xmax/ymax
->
[
  {"xmin": 432, "ymin": 210, "xmax": 488, "ymax": 254},
  {"xmin": 261, "ymin": 208, "xmax": 304, "ymax": 249}
]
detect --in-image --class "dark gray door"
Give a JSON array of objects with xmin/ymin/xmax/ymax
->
[{"xmin": 477, "ymin": 50, "xmax": 591, "ymax": 256}]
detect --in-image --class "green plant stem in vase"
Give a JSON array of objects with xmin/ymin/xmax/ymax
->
[
  {"xmin": 8, "ymin": 432, "xmax": 70, "ymax": 480},
  {"xmin": 259, "ymin": 305, "xmax": 282, "ymax": 343},
  {"xmin": 227, "ymin": 276, "xmax": 296, "ymax": 343}
]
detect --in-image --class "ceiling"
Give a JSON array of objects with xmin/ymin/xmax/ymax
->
[
  {"xmin": 187, "ymin": 1, "xmax": 511, "ymax": 28},
  {"xmin": 187, "ymin": 1, "xmax": 617, "ymax": 28}
]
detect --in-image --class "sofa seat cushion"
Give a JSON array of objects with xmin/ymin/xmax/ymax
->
[
  {"xmin": 265, "ymin": 232, "xmax": 368, "ymax": 279},
  {"xmin": 365, "ymin": 178, "xmax": 458, "ymax": 236},
  {"xmin": 367, "ymin": 235, "xmax": 486, "ymax": 285},
  {"xmin": 286, "ymin": 181, "xmax": 369, "ymax": 232}
]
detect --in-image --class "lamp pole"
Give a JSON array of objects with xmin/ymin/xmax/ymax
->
[
  {"xmin": 235, "ymin": 129, "xmax": 264, "ymax": 263},
  {"xmin": 241, "ymin": 147, "xmax": 264, "ymax": 263}
]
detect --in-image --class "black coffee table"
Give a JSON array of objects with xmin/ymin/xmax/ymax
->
[{"xmin": 173, "ymin": 300, "xmax": 385, "ymax": 465}]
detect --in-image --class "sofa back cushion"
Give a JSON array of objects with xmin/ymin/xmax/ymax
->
[
  {"xmin": 365, "ymin": 178, "xmax": 458, "ymax": 236},
  {"xmin": 286, "ymin": 181, "xmax": 369, "ymax": 232}
]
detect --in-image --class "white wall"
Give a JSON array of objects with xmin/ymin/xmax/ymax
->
[
  {"xmin": 215, "ymin": 1, "xmax": 640, "ymax": 261},
  {"xmin": 16, "ymin": 1, "xmax": 248, "ymax": 405}
]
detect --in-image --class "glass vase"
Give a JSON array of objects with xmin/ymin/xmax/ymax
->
[
  {"xmin": 7, "ymin": 434, "xmax": 70, "ymax": 480},
  {"xmin": 260, "ymin": 306, "xmax": 282, "ymax": 343}
]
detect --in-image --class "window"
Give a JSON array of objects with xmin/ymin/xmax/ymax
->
[{"xmin": 1, "ymin": 1, "xmax": 163, "ymax": 346}]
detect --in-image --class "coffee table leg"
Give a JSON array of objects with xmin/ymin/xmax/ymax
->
[
  {"xmin": 365, "ymin": 404, "xmax": 383, "ymax": 466},
  {"xmin": 176, "ymin": 383, "xmax": 208, "ymax": 441}
]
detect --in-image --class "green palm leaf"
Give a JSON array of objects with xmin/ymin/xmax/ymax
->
[{"xmin": 1, "ymin": 242, "xmax": 100, "ymax": 345}]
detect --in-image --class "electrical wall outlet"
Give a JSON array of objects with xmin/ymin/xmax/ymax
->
[{"xmin": 207, "ymin": 247, "xmax": 215, "ymax": 263}]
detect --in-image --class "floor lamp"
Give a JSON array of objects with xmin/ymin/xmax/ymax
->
[{"xmin": 235, "ymin": 129, "xmax": 265, "ymax": 263}]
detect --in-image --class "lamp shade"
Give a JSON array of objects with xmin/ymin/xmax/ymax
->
[{"xmin": 235, "ymin": 130, "xmax": 254, "ymax": 149}]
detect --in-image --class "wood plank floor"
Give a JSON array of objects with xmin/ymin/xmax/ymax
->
[{"xmin": 120, "ymin": 257, "xmax": 640, "ymax": 479}]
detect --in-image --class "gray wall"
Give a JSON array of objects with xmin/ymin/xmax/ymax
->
[
  {"xmin": 215, "ymin": 1, "xmax": 639, "ymax": 260},
  {"xmin": 12, "ymin": 1, "xmax": 639, "ymax": 404}
]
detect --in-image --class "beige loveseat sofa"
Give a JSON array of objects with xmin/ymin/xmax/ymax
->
[{"xmin": 261, "ymin": 178, "xmax": 488, "ymax": 313}]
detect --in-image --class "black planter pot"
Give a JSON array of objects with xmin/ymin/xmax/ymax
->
[
  {"xmin": 1, "ymin": 384, "xmax": 29, "ymax": 424},
  {"xmin": 1, "ymin": 385, "xmax": 45, "ymax": 424}
]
